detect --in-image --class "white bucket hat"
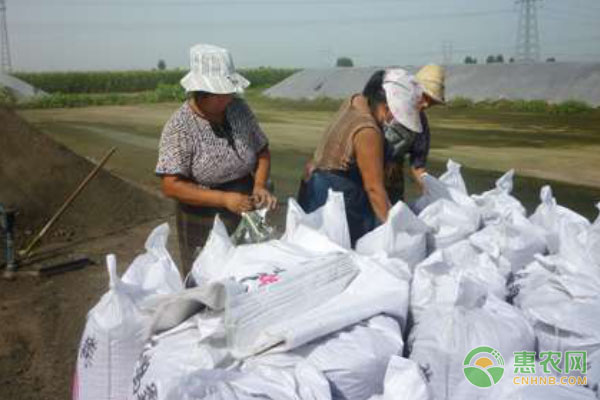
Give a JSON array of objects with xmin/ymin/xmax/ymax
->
[
  {"xmin": 382, "ymin": 68, "xmax": 424, "ymax": 133},
  {"xmin": 180, "ymin": 44, "xmax": 250, "ymax": 94}
]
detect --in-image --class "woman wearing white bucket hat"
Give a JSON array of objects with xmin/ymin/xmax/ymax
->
[
  {"xmin": 298, "ymin": 68, "xmax": 426, "ymax": 245},
  {"xmin": 156, "ymin": 44, "xmax": 276, "ymax": 275},
  {"xmin": 384, "ymin": 64, "xmax": 445, "ymax": 203}
]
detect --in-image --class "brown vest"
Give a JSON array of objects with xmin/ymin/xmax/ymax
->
[{"xmin": 312, "ymin": 94, "xmax": 382, "ymax": 171}]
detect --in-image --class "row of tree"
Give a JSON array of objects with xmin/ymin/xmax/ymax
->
[
  {"xmin": 156, "ymin": 55, "xmax": 558, "ymax": 70},
  {"xmin": 157, "ymin": 57, "xmax": 356, "ymax": 69},
  {"xmin": 464, "ymin": 55, "xmax": 556, "ymax": 64}
]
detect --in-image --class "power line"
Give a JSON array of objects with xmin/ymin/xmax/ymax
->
[
  {"xmin": 16, "ymin": 9, "xmax": 514, "ymax": 29},
  {"xmin": 28, "ymin": 0, "xmax": 448, "ymax": 5},
  {"xmin": 542, "ymin": 4, "xmax": 600, "ymax": 18},
  {"xmin": 543, "ymin": 0, "xmax": 600, "ymax": 12},
  {"xmin": 541, "ymin": 8, "xmax": 600, "ymax": 24}
]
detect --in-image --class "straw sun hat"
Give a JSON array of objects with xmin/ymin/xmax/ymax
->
[
  {"xmin": 415, "ymin": 64, "xmax": 446, "ymax": 104},
  {"xmin": 180, "ymin": 44, "xmax": 250, "ymax": 94}
]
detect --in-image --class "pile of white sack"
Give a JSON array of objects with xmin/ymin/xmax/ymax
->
[{"xmin": 73, "ymin": 159, "xmax": 600, "ymax": 400}]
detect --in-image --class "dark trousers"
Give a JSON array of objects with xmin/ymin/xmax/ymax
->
[
  {"xmin": 176, "ymin": 175, "xmax": 253, "ymax": 277},
  {"xmin": 297, "ymin": 168, "xmax": 379, "ymax": 246}
]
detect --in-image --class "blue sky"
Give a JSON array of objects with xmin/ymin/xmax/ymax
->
[{"xmin": 6, "ymin": 0, "xmax": 600, "ymax": 71}]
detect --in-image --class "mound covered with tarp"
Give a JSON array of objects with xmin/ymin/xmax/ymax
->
[
  {"xmin": 0, "ymin": 108, "xmax": 169, "ymax": 242},
  {"xmin": 74, "ymin": 160, "xmax": 600, "ymax": 400},
  {"xmin": 264, "ymin": 63, "xmax": 600, "ymax": 106},
  {"xmin": 0, "ymin": 72, "xmax": 47, "ymax": 101}
]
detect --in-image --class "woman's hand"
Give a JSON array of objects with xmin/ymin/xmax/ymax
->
[
  {"xmin": 252, "ymin": 187, "xmax": 278, "ymax": 210},
  {"xmin": 410, "ymin": 166, "xmax": 427, "ymax": 195},
  {"xmin": 224, "ymin": 192, "xmax": 254, "ymax": 215}
]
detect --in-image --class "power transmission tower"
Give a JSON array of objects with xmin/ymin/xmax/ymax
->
[
  {"xmin": 442, "ymin": 41, "xmax": 453, "ymax": 65},
  {"xmin": 515, "ymin": 0, "xmax": 541, "ymax": 63},
  {"xmin": 0, "ymin": 0, "xmax": 11, "ymax": 72}
]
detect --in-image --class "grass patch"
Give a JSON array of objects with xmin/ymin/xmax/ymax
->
[
  {"xmin": 18, "ymin": 84, "xmax": 186, "ymax": 109},
  {"xmin": 15, "ymin": 80, "xmax": 597, "ymax": 118},
  {"xmin": 426, "ymin": 105, "xmax": 600, "ymax": 150},
  {"xmin": 447, "ymin": 97, "xmax": 595, "ymax": 114},
  {"xmin": 16, "ymin": 85, "xmax": 343, "ymax": 112},
  {"xmin": 0, "ymin": 86, "xmax": 17, "ymax": 107}
]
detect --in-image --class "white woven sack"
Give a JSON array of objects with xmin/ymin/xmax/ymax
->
[
  {"xmin": 408, "ymin": 279, "xmax": 535, "ymax": 400},
  {"xmin": 356, "ymin": 201, "xmax": 430, "ymax": 269},
  {"xmin": 74, "ymin": 224, "xmax": 183, "ymax": 400},
  {"xmin": 410, "ymin": 240, "xmax": 508, "ymax": 322},
  {"xmin": 471, "ymin": 169, "xmax": 527, "ymax": 226}
]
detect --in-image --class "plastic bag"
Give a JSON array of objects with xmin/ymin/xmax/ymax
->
[
  {"xmin": 356, "ymin": 201, "xmax": 430, "ymax": 269},
  {"xmin": 230, "ymin": 208, "xmax": 278, "ymax": 245},
  {"xmin": 471, "ymin": 169, "xmax": 527, "ymax": 225}
]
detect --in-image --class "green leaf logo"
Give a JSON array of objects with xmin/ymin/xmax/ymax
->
[{"xmin": 463, "ymin": 346, "xmax": 505, "ymax": 388}]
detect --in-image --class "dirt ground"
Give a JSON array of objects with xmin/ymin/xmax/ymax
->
[
  {"xmin": 0, "ymin": 108, "xmax": 177, "ymax": 400},
  {"xmin": 0, "ymin": 108, "xmax": 170, "ymax": 248}
]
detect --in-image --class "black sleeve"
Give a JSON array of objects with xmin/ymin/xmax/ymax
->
[{"xmin": 409, "ymin": 112, "xmax": 430, "ymax": 169}]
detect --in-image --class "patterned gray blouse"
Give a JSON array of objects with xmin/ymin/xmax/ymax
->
[{"xmin": 156, "ymin": 98, "xmax": 268, "ymax": 188}]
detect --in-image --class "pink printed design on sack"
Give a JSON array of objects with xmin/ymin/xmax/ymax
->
[{"xmin": 258, "ymin": 274, "xmax": 280, "ymax": 286}]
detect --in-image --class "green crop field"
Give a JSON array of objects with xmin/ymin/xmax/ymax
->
[
  {"xmin": 12, "ymin": 68, "xmax": 298, "ymax": 94},
  {"xmin": 18, "ymin": 91, "xmax": 600, "ymax": 221}
]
